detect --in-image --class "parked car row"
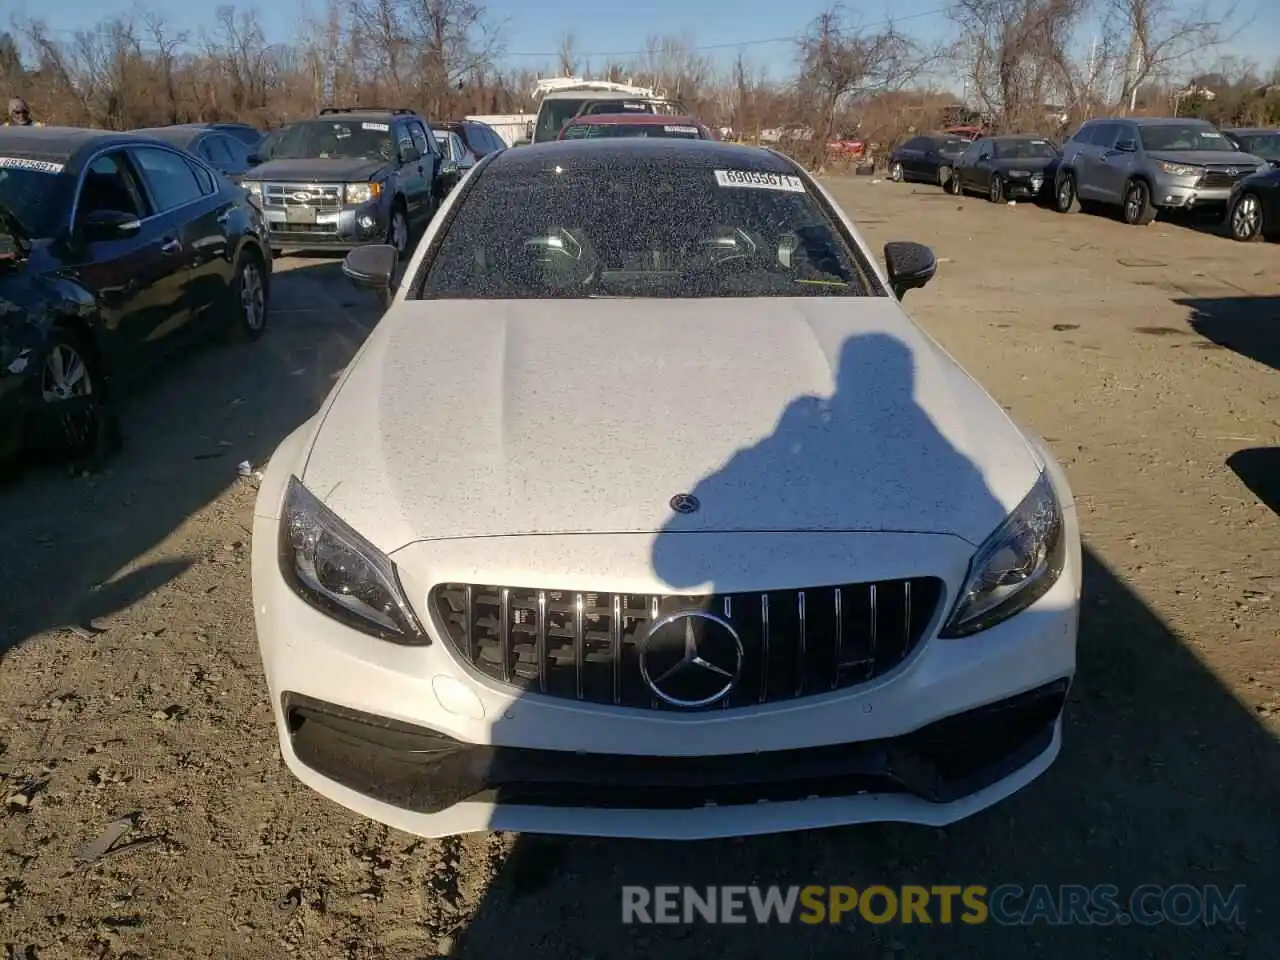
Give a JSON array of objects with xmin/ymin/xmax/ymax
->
[
  {"xmin": 892, "ymin": 117, "xmax": 1280, "ymax": 243},
  {"xmin": 0, "ymin": 108, "xmax": 510, "ymax": 474}
]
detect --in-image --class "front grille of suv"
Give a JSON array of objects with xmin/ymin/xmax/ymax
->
[
  {"xmin": 430, "ymin": 579, "xmax": 945, "ymax": 711},
  {"xmin": 1198, "ymin": 167, "xmax": 1252, "ymax": 189}
]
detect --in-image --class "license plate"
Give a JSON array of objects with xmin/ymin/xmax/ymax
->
[{"xmin": 290, "ymin": 205, "xmax": 316, "ymax": 224}]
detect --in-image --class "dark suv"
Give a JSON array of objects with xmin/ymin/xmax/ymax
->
[{"xmin": 241, "ymin": 107, "xmax": 444, "ymax": 258}]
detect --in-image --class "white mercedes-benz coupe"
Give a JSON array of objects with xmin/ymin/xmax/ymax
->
[{"xmin": 251, "ymin": 138, "xmax": 1081, "ymax": 840}]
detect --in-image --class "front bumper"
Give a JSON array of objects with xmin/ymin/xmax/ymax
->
[
  {"xmin": 1002, "ymin": 176, "xmax": 1048, "ymax": 200},
  {"xmin": 252, "ymin": 520, "xmax": 1081, "ymax": 839},
  {"xmin": 263, "ymin": 199, "xmax": 388, "ymax": 251},
  {"xmin": 1151, "ymin": 176, "xmax": 1236, "ymax": 209}
]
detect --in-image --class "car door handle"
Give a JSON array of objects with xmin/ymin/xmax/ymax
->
[{"xmin": 160, "ymin": 236, "xmax": 181, "ymax": 255}]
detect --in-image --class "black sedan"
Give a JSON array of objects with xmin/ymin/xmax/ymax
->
[
  {"xmin": 1226, "ymin": 167, "xmax": 1280, "ymax": 242},
  {"xmin": 1223, "ymin": 128, "xmax": 1280, "ymax": 170},
  {"xmin": 0, "ymin": 126, "xmax": 271, "ymax": 470},
  {"xmin": 887, "ymin": 133, "xmax": 969, "ymax": 185},
  {"xmin": 946, "ymin": 135, "xmax": 1061, "ymax": 202},
  {"xmin": 131, "ymin": 124, "xmax": 262, "ymax": 185}
]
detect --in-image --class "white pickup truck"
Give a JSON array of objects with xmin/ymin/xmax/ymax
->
[{"xmin": 514, "ymin": 79, "xmax": 687, "ymax": 146}]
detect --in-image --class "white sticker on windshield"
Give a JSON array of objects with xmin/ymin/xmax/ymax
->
[
  {"xmin": 0, "ymin": 156, "xmax": 64, "ymax": 174},
  {"xmin": 1200, "ymin": 131, "xmax": 1224, "ymax": 138},
  {"xmin": 714, "ymin": 169, "xmax": 805, "ymax": 193},
  {"xmin": 1031, "ymin": 139, "xmax": 1049, "ymax": 144},
  {"xmin": 362, "ymin": 122, "xmax": 390, "ymax": 132},
  {"xmin": 665, "ymin": 125, "xmax": 700, "ymax": 134}
]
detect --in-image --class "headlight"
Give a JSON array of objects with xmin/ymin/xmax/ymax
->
[
  {"xmin": 278, "ymin": 477, "xmax": 426, "ymax": 644},
  {"xmin": 345, "ymin": 182, "xmax": 382, "ymax": 204},
  {"xmin": 244, "ymin": 181, "xmax": 263, "ymax": 199},
  {"xmin": 1156, "ymin": 161, "xmax": 1199, "ymax": 178},
  {"xmin": 940, "ymin": 471, "xmax": 1066, "ymax": 638}
]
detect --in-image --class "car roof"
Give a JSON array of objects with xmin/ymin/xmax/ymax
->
[
  {"xmin": 131, "ymin": 125, "xmax": 205, "ymax": 142},
  {"xmin": 306, "ymin": 110, "xmax": 418, "ymax": 120},
  {"xmin": 1126, "ymin": 116, "xmax": 1213, "ymax": 126},
  {"xmin": 486, "ymin": 138, "xmax": 794, "ymax": 174},
  {"xmin": 0, "ymin": 126, "xmax": 150, "ymax": 165},
  {"xmin": 541, "ymin": 89, "xmax": 669, "ymax": 101},
  {"xmin": 564, "ymin": 113, "xmax": 703, "ymax": 127},
  {"xmin": 1224, "ymin": 127, "xmax": 1279, "ymax": 135},
  {"xmin": 988, "ymin": 134, "xmax": 1052, "ymax": 141}
]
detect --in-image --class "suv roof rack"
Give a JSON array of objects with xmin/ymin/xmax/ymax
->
[{"xmin": 319, "ymin": 106, "xmax": 417, "ymax": 116}]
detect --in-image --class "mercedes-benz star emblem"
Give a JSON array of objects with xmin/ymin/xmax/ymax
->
[
  {"xmin": 669, "ymin": 493, "xmax": 700, "ymax": 514},
  {"xmin": 639, "ymin": 610, "xmax": 743, "ymax": 707}
]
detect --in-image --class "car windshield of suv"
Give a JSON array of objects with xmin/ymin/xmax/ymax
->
[
  {"xmin": 268, "ymin": 120, "xmax": 394, "ymax": 161},
  {"xmin": 1235, "ymin": 132, "xmax": 1280, "ymax": 160},
  {"xmin": 418, "ymin": 160, "xmax": 872, "ymax": 300},
  {"xmin": 562, "ymin": 122, "xmax": 703, "ymax": 140},
  {"xmin": 994, "ymin": 138, "xmax": 1059, "ymax": 159},
  {"xmin": 0, "ymin": 162, "xmax": 73, "ymax": 238},
  {"xmin": 1138, "ymin": 124, "xmax": 1237, "ymax": 152}
]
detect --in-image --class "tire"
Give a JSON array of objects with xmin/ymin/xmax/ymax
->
[
  {"xmin": 230, "ymin": 250, "xmax": 269, "ymax": 342},
  {"xmin": 946, "ymin": 173, "xmax": 963, "ymax": 196},
  {"xmin": 1228, "ymin": 192, "xmax": 1264, "ymax": 242},
  {"xmin": 937, "ymin": 165, "xmax": 952, "ymax": 188},
  {"xmin": 989, "ymin": 176, "xmax": 1004, "ymax": 203},
  {"xmin": 35, "ymin": 330, "xmax": 121, "ymax": 467},
  {"xmin": 387, "ymin": 203, "xmax": 410, "ymax": 259},
  {"xmin": 889, "ymin": 161, "xmax": 903, "ymax": 182},
  {"xmin": 1054, "ymin": 172, "xmax": 1079, "ymax": 213},
  {"xmin": 1123, "ymin": 179, "xmax": 1156, "ymax": 226}
]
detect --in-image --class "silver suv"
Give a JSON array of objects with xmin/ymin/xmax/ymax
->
[{"xmin": 1053, "ymin": 117, "xmax": 1268, "ymax": 225}]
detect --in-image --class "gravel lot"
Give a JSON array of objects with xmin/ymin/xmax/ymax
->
[{"xmin": 1, "ymin": 177, "xmax": 1277, "ymax": 959}]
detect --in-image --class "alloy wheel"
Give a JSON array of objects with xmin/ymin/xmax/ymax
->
[
  {"xmin": 1231, "ymin": 195, "xmax": 1261, "ymax": 241},
  {"xmin": 240, "ymin": 262, "xmax": 266, "ymax": 331}
]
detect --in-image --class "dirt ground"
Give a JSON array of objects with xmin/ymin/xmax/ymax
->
[{"xmin": 0, "ymin": 177, "xmax": 1277, "ymax": 959}]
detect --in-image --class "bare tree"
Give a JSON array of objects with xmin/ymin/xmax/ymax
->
[
  {"xmin": 795, "ymin": 5, "xmax": 925, "ymax": 165},
  {"xmin": 144, "ymin": 13, "xmax": 189, "ymax": 124},
  {"xmin": 557, "ymin": 31, "xmax": 577, "ymax": 77},
  {"xmin": 1105, "ymin": 0, "xmax": 1237, "ymax": 113},
  {"xmin": 950, "ymin": 0, "xmax": 1090, "ymax": 132}
]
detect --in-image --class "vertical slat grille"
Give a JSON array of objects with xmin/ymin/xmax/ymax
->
[{"xmin": 431, "ymin": 578, "xmax": 945, "ymax": 712}]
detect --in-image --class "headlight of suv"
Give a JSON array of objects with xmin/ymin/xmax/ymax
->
[
  {"xmin": 1156, "ymin": 161, "xmax": 1199, "ymax": 178},
  {"xmin": 345, "ymin": 182, "xmax": 382, "ymax": 204},
  {"xmin": 278, "ymin": 477, "xmax": 426, "ymax": 644},
  {"xmin": 244, "ymin": 181, "xmax": 263, "ymax": 199},
  {"xmin": 940, "ymin": 471, "xmax": 1066, "ymax": 638}
]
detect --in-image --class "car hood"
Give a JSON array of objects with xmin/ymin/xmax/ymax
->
[
  {"xmin": 300, "ymin": 299, "xmax": 1045, "ymax": 551},
  {"xmin": 246, "ymin": 158, "xmax": 388, "ymax": 182},
  {"xmin": 1147, "ymin": 149, "xmax": 1265, "ymax": 168}
]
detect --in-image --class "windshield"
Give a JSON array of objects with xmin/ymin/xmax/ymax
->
[
  {"xmin": 937, "ymin": 139, "xmax": 967, "ymax": 157},
  {"xmin": 535, "ymin": 100, "xmax": 592, "ymax": 143},
  {"xmin": 1138, "ymin": 124, "xmax": 1237, "ymax": 152},
  {"xmin": 994, "ymin": 138, "xmax": 1059, "ymax": 160},
  {"xmin": 417, "ymin": 161, "xmax": 873, "ymax": 300},
  {"xmin": 0, "ymin": 161, "xmax": 73, "ymax": 238},
  {"xmin": 562, "ymin": 122, "xmax": 703, "ymax": 140},
  {"xmin": 267, "ymin": 119, "xmax": 393, "ymax": 161},
  {"xmin": 1234, "ymin": 132, "xmax": 1280, "ymax": 160}
]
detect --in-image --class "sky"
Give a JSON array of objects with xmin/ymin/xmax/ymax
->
[{"xmin": 7, "ymin": 0, "xmax": 1277, "ymax": 87}]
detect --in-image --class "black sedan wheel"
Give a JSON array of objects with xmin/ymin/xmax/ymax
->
[
  {"xmin": 946, "ymin": 173, "xmax": 963, "ymax": 196},
  {"xmin": 1229, "ymin": 193, "xmax": 1264, "ymax": 242},
  {"xmin": 231, "ymin": 252, "xmax": 269, "ymax": 341},
  {"xmin": 38, "ymin": 333, "xmax": 116, "ymax": 461},
  {"xmin": 889, "ymin": 161, "xmax": 903, "ymax": 183},
  {"xmin": 1054, "ymin": 172, "xmax": 1079, "ymax": 213},
  {"xmin": 937, "ymin": 165, "xmax": 953, "ymax": 188},
  {"xmin": 989, "ymin": 176, "xmax": 1004, "ymax": 203}
]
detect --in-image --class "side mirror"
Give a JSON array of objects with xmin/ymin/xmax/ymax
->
[
  {"xmin": 398, "ymin": 143, "xmax": 420, "ymax": 164},
  {"xmin": 247, "ymin": 153, "xmax": 262, "ymax": 166},
  {"xmin": 81, "ymin": 209, "xmax": 142, "ymax": 243},
  {"xmin": 1114, "ymin": 139, "xmax": 1137, "ymax": 153},
  {"xmin": 343, "ymin": 244, "xmax": 399, "ymax": 310},
  {"xmin": 884, "ymin": 241, "xmax": 937, "ymax": 299}
]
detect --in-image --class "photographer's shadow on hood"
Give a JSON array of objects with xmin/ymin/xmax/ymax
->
[{"xmin": 651, "ymin": 331, "xmax": 1008, "ymax": 594}]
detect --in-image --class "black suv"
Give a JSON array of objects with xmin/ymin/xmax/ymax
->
[{"xmin": 242, "ymin": 107, "xmax": 444, "ymax": 258}]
